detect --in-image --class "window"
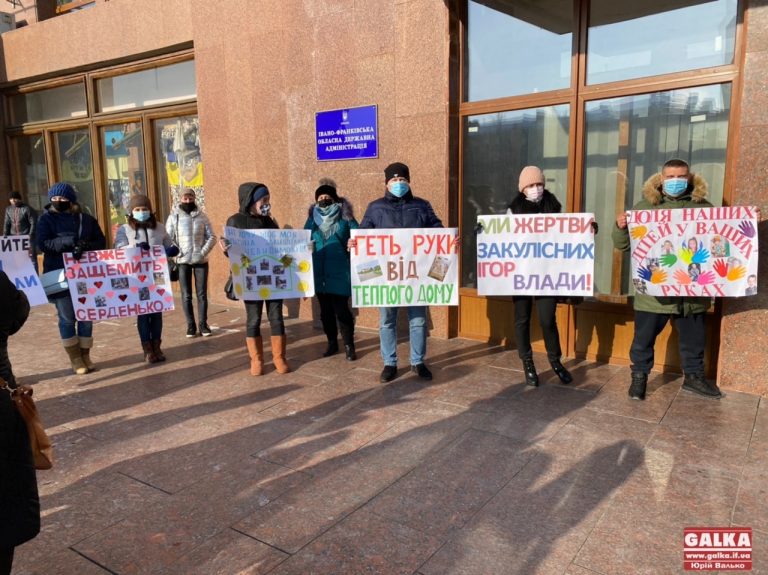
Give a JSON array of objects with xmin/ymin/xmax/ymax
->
[
  {"xmin": 153, "ymin": 115, "xmax": 204, "ymax": 221},
  {"xmin": 101, "ymin": 123, "xmax": 146, "ymax": 241},
  {"xmin": 10, "ymin": 134, "xmax": 48, "ymax": 212},
  {"xmin": 8, "ymin": 83, "xmax": 87, "ymax": 125},
  {"xmin": 96, "ymin": 60, "xmax": 196, "ymax": 113},
  {"xmin": 54, "ymin": 129, "xmax": 97, "ymax": 218}
]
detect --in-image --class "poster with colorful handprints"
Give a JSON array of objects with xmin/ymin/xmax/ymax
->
[
  {"xmin": 62, "ymin": 245, "xmax": 175, "ymax": 321},
  {"xmin": 0, "ymin": 235, "xmax": 47, "ymax": 306},
  {"xmin": 223, "ymin": 226, "xmax": 314, "ymax": 300},
  {"xmin": 349, "ymin": 228, "xmax": 459, "ymax": 307},
  {"xmin": 627, "ymin": 206, "xmax": 759, "ymax": 297}
]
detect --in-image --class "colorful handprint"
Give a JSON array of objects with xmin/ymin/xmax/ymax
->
[
  {"xmin": 650, "ymin": 269, "xmax": 667, "ymax": 284},
  {"xmin": 738, "ymin": 220, "xmax": 756, "ymax": 238},
  {"xmin": 630, "ymin": 225, "xmax": 648, "ymax": 240},
  {"xmin": 696, "ymin": 271, "xmax": 716, "ymax": 285},
  {"xmin": 691, "ymin": 246, "xmax": 710, "ymax": 264},
  {"xmin": 673, "ymin": 269, "xmax": 692, "ymax": 285},
  {"xmin": 712, "ymin": 259, "xmax": 728, "ymax": 278},
  {"xmin": 660, "ymin": 253, "xmax": 678, "ymax": 267},
  {"xmin": 637, "ymin": 266, "xmax": 652, "ymax": 281},
  {"xmin": 679, "ymin": 248, "xmax": 693, "ymax": 265},
  {"xmin": 727, "ymin": 265, "xmax": 747, "ymax": 281}
]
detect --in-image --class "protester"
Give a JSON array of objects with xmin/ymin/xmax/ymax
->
[
  {"xmin": 304, "ymin": 180, "xmax": 359, "ymax": 360},
  {"xmin": 115, "ymin": 194, "xmax": 179, "ymax": 363},
  {"xmin": 613, "ymin": 158, "xmax": 720, "ymax": 400},
  {"xmin": 357, "ymin": 162, "xmax": 447, "ymax": 383},
  {"xmin": 4, "ymin": 191, "xmax": 38, "ymax": 273},
  {"xmin": 166, "ymin": 188, "xmax": 216, "ymax": 338},
  {"xmin": 220, "ymin": 182, "xmax": 290, "ymax": 376},
  {"xmin": 37, "ymin": 183, "xmax": 106, "ymax": 375},
  {"xmin": 0, "ymin": 270, "xmax": 30, "ymax": 390}
]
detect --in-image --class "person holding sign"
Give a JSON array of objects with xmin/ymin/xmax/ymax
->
[
  {"xmin": 220, "ymin": 182, "xmax": 290, "ymax": 376},
  {"xmin": 357, "ymin": 162, "xmax": 445, "ymax": 383},
  {"xmin": 507, "ymin": 166, "xmax": 579, "ymax": 387},
  {"xmin": 115, "ymin": 195, "xmax": 180, "ymax": 364},
  {"xmin": 37, "ymin": 183, "xmax": 106, "ymax": 375},
  {"xmin": 305, "ymin": 180, "xmax": 359, "ymax": 360},
  {"xmin": 613, "ymin": 159, "xmax": 721, "ymax": 400}
]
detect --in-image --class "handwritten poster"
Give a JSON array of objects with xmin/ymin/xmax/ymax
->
[{"xmin": 0, "ymin": 235, "xmax": 47, "ymax": 306}]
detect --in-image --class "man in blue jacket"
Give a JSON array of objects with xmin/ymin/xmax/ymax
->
[{"xmin": 359, "ymin": 162, "xmax": 444, "ymax": 383}]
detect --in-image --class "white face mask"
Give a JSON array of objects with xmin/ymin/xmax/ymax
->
[{"xmin": 524, "ymin": 185, "xmax": 544, "ymax": 202}]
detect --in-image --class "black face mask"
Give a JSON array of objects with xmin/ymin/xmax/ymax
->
[
  {"xmin": 179, "ymin": 203, "xmax": 196, "ymax": 213},
  {"xmin": 52, "ymin": 200, "xmax": 71, "ymax": 212},
  {"xmin": 317, "ymin": 199, "xmax": 334, "ymax": 209}
]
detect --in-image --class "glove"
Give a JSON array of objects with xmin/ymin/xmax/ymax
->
[
  {"xmin": 138, "ymin": 242, "xmax": 151, "ymax": 251},
  {"xmin": 165, "ymin": 245, "xmax": 180, "ymax": 258},
  {"xmin": 72, "ymin": 239, "xmax": 89, "ymax": 261},
  {"xmin": 591, "ymin": 221, "xmax": 599, "ymax": 234}
]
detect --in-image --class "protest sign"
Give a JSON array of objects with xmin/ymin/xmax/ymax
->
[
  {"xmin": 224, "ymin": 227, "xmax": 314, "ymax": 300},
  {"xmin": 627, "ymin": 206, "xmax": 759, "ymax": 297},
  {"xmin": 63, "ymin": 245, "xmax": 175, "ymax": 321},
  {"xmin": 0, "ymin": 235, "xmax": 46, "ymax": 306},
  {"xmin": 476, "ymin": 214, "xmax": 595, "ymax": 296},
  {"xmin": 349, "ymin": 228, "xmax": 459, "ymax": 307}
]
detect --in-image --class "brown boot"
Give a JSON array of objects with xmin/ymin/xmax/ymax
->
[
  {"xmin": 141, "ymin": 341, "xmax": 159, "ymax": 363},
  {"xmin": 63, "ymin": 337, "xmax": 89, "ymax": 375},
  {"xmin": 79, "ymin": 336, "xmax": 96, "ymax": 371},
  {"xmin": 271, "ymin": 335, "xmax": 291, "ymax": 374},
  {"xmin": 246, "ymin": 336, "xmax": 264, "ymax": 376},
  {"xmin": 152, "ymin": 340, "xmax": 166, "ymax": 361}
]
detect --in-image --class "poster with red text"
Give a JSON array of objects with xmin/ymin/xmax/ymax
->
[
  {"xmin": 627, "ymin": 207, "xmax": 758, "ymax": 297},
  {"xmin": 63, "ymin": 245, "xmax": 175, "ymax": 321}
]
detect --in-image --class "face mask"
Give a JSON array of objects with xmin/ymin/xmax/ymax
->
[
  {"xmin": 52, "ymin": 200, "xmax": 71, "ymax": 212},
  {"xmin": 317, "ymin": 199, "xmax": 334, "ymax": 209},
  {"xmin": 663, "ymin": 178, "xmax": 689, "ymax": 197},
  {"xmin": 524, "ymin": 185, "xmax": 544, "ymax": 202},
  {"xmin": 389, "ymin": 182, "xmax": 409, "ymax": 197},
  {"xmin": 179, "ymin": 202, "xmax": 196, "ymax": 213},
  {"xmin": 132, "ymin": 210, "xmax": 151, "ymax": 222},
  {"xmin": 259, "ymin": 204, "xmax": 271, "ymax": 216}
]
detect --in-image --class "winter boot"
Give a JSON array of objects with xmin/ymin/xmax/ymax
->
[
  {"xmin": 152, "ymin": 340, "xmax": 166, "ymax": 362},
  {"xmin": 550, "ymin": 359, "xmax": 573, "ymax": 384},
  {"xmin": 344, "ymin": 343, "xmax": 357, "ymax": 361},
  {"xmin": 522, "ymin": 357, "xmax": 539, "ymax": 387},
  {"xmin": 322, "ymin": 339, "xmax": 339, "ymax": 357},
  {"xmin": 628, "ymin": 372, "xmax": 647, "ymax": 400},
  {"xmin": 682, "ymin": 373, "xmax": 722, "ymax": 399},
  {"xmin": 79, "ymin": 336, "xmax": 96, "ymax": 372},
  {"xmin": 142, "ymin": 341, "xmax": 160, "ymax": 363},
  {"xmin": 271, "ymin": 335, "xmax": 291, "ymax": 374},
  {"xmin": 63, "ymin": 337, "xmax": 89, "ymax": 375},
  {"xmin": 246, "ymin": 337, "xmax": 264, "ymax": 376}
]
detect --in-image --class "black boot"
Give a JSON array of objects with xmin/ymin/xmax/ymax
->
[
  {"xmin": 682, "ymin": 373, "xmax": 722, "ymax": 399},
  {"xmin": 344, "ymin": 343, "xmax": 357, "ymax": 361},
  {"xmin": 628, "ymin": 372, "xmax": 647, "ymax": 400},
  {"xmin": 550, "ymin": 359, "xmax": 573, "ymax": 384},
  {"xmin": 522, "ymin": 358, "xmax": 539, "ymax": 387},
  {"xmin": 322, "ymin": 340, "xmax": 339, "ymax": 357}
]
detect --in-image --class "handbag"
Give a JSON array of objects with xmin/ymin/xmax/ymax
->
[
  {"xmin": 169, "ymin": 259, "xmax": 180, "ymax": 282},
  {"xmin": 1, "ymin": 379, "xmax": 53, "ymax": 470},
  {"xmin": 41, "ymin": 269, "xmax": 69, "ymax": 296},
  {"xmin": 224, "ymin": 273, "xmax": 238, "ymax": 301}
]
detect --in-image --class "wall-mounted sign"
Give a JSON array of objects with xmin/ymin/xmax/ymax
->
[{"xmin": 315, "ymin": 105, "xmax": 378, "ymax": 161}]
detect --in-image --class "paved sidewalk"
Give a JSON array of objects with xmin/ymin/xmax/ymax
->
[{"xmin": 7, "ymin": 301, "xmax": 766, "ymax": 575}]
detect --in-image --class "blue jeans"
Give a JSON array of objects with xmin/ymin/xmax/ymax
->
[
  {"xmin": 52, "ymin": 296, "xmax": 93, "ymax": 340},
  {"xmin": 378, "ymin": 306, "xmax": 427, "ymax": 366},
  {"xmin": 137, "ymin": 312, "xmax": 163, "ymax": 342}
]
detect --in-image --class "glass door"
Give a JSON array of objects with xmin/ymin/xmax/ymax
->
[
  {"xmin": 153, "ymin": 115, "xmax": 204, "ymax": 221},
  {"xmin": 10, "ymin": 134, "xmax": 48, "ymax": 212},
  {"xmin": 100, "ymin": 122, "xmax": 145, "ymax": 241},
  {"xmin": 53, "ymin": 128, "xmax": 97, "ymax": 218}
]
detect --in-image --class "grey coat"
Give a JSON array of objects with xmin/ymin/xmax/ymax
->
[
  {"xmin": 114, "ymin": 222, "xmax": 175, "ymax": 250},
  {"xmin": 165, "ymin": 208, "xmax": 216, "ymax": 264}
]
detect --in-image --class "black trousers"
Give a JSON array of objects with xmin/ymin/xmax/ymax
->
[
  {"xmin": 178, "ymin": 263, "xmax": 209, "ymax": 327},
  {"xmin": 513, "ymin": 296, "xmax": 561, "ymax": 361},
  {"xmin": 244, "ymin": 300, "xmax": 284, "ymax": 337},
  {"xmin": 630, "ymin": 311, "xmax": 706, "ymax": 375},
  {"xmin": 317, "ymin": 293, "xmax": 355, "ymax": 345},
  {"xmin": 0, "ymin": 333, "xmax": 15, "ymax": 389},
  {"xmin": 0, "ymin": 546, "xmax": 13, "ymax": 575}
]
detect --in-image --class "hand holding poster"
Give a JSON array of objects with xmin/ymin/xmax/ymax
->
[
  {"xmin": 224, "ymin": 227, "xmax": 314, "ymax": 300},
  {"xmin": 63, "ymin": 245, "xmax": 175, "ymax": 321},
  {"xmin": 627, "ymin": 206, "xmax": 759, "ymax": 297},
  {"xmin": 476, "ymin": 214, "xmax": 595, "ymax": 296},
  {"xmin": 0, "ymin": 235, "xmax": 47, "ymax": 306},
  {"xmin": 350, "ymin": 228, "xmax": 458, "ymax": 307}
]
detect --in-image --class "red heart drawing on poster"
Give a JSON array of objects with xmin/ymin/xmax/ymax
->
[
  {"xmin": 130, "ymin": 286, "xmax": 139, "ymax": 293},
  {"xmin": 133, "ymin": 255, "xmax": 141, "ymax": 262},
  {"xmin": 94, "ymin": 281, "xmax": 103, "ymax": 288},
  {"xmin": 106, "ymin": 291, "xmax": 115, "ymax": 298},
  {"xmin": 88, "ymin": 288, "xmax": 97, "ymax": 295},
  {"xmin": 157, "ymin": 288, "xmax": 165, "ymax": 295},
  {"xmin": 138, "ymin": 275, "xmax": 147, "ymax": 282},
  {"xmin": 118, "ymin": 294, "xmax": 128, "ymax": 301},
  {"xmin": 165, "ymin": 296, "xmax": 173, "ymax": 303},
  {"xmin": 78, "ymin": 297, "xmax": 86, "ymax": 304}
]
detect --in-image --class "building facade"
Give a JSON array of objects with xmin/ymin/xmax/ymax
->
[{"xmin": 1, "ymin": 0, "xmax": 766, "ymax": 393}]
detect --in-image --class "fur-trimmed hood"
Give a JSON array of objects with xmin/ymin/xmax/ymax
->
[
  {"xmin": 306, "ymin": 197, "xmax": 355, "ymax": 221},
  {"xmin": 642, "ymin": 172, "xmax": 708, "ymax": 205}
]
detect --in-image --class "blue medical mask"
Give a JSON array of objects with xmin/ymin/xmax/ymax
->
[
  {"xmin": 663, "ymin": 178, "xmax": 689, "ymax": 197},
  {"xmin": 132, "ymin": 210, "xmax": 150, "ymax": 222},
  {"xmin": 389, "ymin": 181, "xmax": 409, "ymax": 197}
]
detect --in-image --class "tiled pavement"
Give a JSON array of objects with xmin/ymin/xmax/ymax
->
[{"xmin": 7, "ymin": 301, "xmax": 766, "ymax": 575}]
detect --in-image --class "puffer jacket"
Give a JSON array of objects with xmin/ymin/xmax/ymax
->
[
  {"xmin": 114, "ymin": 220, "xmax": 175, "ymax": 251},
  {"xmin": 612, "ymin": 172, "xmax": 713, "ymax": 316},
  {"xmin": 225, "ymin": 182, "xmax": 278, "ymax": 231},
  {"xmin": 165, "ymin": 207, "xmax": 216, "ymax": 264},
  {"xmin": 359, "ymin": 189, "xmax": 443, "ymax": 229},
  {"xmin": 304, "ymin": 198, "xmax": 358, "ymax": 296}
]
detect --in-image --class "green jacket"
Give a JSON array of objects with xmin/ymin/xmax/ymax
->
[{"xmin": 612, "ymin": 172, "xmax": 714, "ymax": 316}]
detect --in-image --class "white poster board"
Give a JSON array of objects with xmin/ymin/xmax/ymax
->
[{"xmin": 0, "ymin": 235, "xmax": 47, "ymax": 306}]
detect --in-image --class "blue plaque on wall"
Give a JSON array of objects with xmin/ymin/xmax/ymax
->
[{"xmin": 315, "ymin": 105, "xmax": 378, "ymax": 161}]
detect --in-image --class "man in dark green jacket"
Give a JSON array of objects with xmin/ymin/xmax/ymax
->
[{"xmin": 613, "ymin": 159, "xmax": 721, "ymax": 400}]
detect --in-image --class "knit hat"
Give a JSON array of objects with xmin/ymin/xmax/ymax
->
[
  {"xmin": 518, "ymin": 166, "xmax": 544, "ymax": 192},
  {"xmin": 9, "ymin": 191, "xmax": 22, "ymax": 200},
  {"xmin": 315, "ymin": 184, "xmax": 339, "ymax": 202},
  {"xmin": 48, "ymin": 182, "xmax": 77, "ymax": 202},
  {"xmin": 181, "ymin": 188, "xmax": 196, "ymax": 199},
  {"xmin": 384, "ymin": 162, "xmax": 410, "ymax": 183},
  {"xmin": 129, "ymin": 194, "xmax": 153, "ymax": 211}
]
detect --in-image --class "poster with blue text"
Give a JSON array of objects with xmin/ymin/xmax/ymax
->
[
  {"xmin": 627, "ymin": 207, "xmax": 759, "ymax": 297},
  {"xmin": 224, "ymin": 227, "xmax": 314, "ymax": 300},
  {"xmin": 476, "ymin": 214, "xmax": 595, "ymax": 296},
  {"xmin": 0, "ymin": 235, "xmax": 47, "ymax": 306}
]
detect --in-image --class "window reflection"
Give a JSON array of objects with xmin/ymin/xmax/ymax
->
[
  {"xmin": 54, "ymin": 129, "xmax": 96, "ymax": 218},
  {"xmin": 101, "ymin": 123, "xmax": 145, "ymax": 241},
  {"xmin": 9, "ymin": 83, "xmax": 87, "ymax": 125},
  {"xmin": 11, "ymin": 135, "xmax": 48, "ymax": 212},
  {"xmin": 97, "ymin": 60, "xmax": 196, "ymax": 113},
  {"xmin": 153, "ymin": 116, "xmax": 204, "ymax": 221}
]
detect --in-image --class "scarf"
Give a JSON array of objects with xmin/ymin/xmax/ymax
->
[{"xmin": 313, "ymin": 203, "xmax": 341, "ymax": 240}]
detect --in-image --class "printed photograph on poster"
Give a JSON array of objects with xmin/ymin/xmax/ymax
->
[
  {"xmin": 356, "ymin": 260, "xmax": 383, "ymax": 282},
  {"xmin": 0, "ymin": 235, "xmax": 47, "ymax": 306}
]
